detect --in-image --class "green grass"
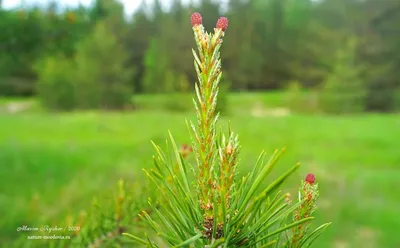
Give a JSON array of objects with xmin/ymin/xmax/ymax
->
[
  {"xmin": 1, "ymin": 92, "xmax": 400, "ymax": 247},
  {"xmin": 134, "ymin": 91, "xmax": 289, "ymax": 113}
]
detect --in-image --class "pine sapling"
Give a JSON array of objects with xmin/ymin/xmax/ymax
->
[{"xmin": 123, "ymin": 12, "xmax": 330, "ymax": 247}]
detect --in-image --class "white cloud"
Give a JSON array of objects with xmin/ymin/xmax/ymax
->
[
  {"xmin": 2, "ymin": 0, "xmax": 153, "ymax": 14},
  {"xmin": 2, "ymin": 0, "xmax": 228, "ymax": 15}
]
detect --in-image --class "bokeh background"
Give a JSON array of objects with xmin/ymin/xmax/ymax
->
[{"xmin": 0, "ymin": 0, "xmax": 399, "ymax": 247}]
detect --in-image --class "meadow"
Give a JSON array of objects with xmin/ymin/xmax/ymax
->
[{"xmin": 1, "ymin": 92, "xmax": 399, "ymax": 247}]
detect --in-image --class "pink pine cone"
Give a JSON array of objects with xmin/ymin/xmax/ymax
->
[
  {"xmin": 191, "ymin": 12, "xmax": 202, "ymax": 26},
  {"xmin": 216, "ymin": 17, "xmax": 228, "ymax": 31},
  {"xmin": 305, "ymin": 173, "xmax": 316, "ymax": 184}
]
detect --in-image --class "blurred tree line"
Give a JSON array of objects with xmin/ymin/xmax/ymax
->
[{"xmin": 0, "ymin": 0, "xmax": 399, "ymax": 112}]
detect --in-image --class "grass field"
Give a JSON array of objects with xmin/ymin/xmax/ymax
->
[{"xmin": 1, "ymin": 92, "xmax": 399, "ymax": 247}]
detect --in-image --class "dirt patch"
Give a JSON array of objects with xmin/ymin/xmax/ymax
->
[
  {"xmin": 251, "ymin": 102, "xmax": 290, "ymax": 117},
  {"xmin": 335, "ymin": 228, "xmax": 379, "ymax": 248},
  {"xmin": 356, "ymin": 226, "xmax": 379, "ymax": 247},
  {"xmin": 0, "ymin": 101, "xmax": 33, "ymax": 113},
  {"xmin": 334, "ymin": 240, "xmax": 349, "ymax": 248}
]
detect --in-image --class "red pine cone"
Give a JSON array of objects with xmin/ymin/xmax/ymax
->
[
  {"xmin": 216, "ymin": 17, "xmax": 229, "ymax": 31},
  {"xmin": 191, "ymin": 12, "xmax": 202, "ymax": 26},
  {"xmin": 305, "ymin": 173, "xmax": 315, "ymax": 184}
]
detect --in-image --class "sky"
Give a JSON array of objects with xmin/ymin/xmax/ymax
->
[{"xmin": 2, "ymin": 0, "xmax": 168, "ymax": 15}]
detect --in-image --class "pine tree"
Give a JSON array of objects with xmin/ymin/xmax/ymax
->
[
  {"xmin": 142, "ymin": 38, "xmax": 174, "ymax": 93},
  {"xmin": 74, "ymin": 20, "xmax": 134, "ymax": 109},
  {"xmin": 319, "ymin": 36, "xmax": 366, "ymax": 114}
]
